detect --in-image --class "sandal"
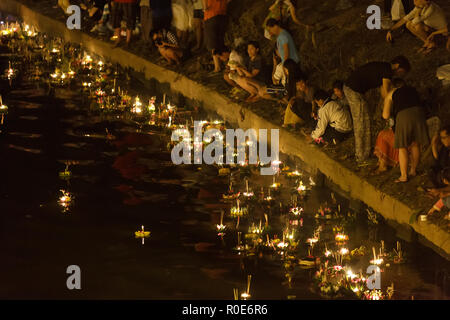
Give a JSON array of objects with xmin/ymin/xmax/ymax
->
[{"xmin": 394, "ymin": 177, "xmax": 408, "ymax": 183}]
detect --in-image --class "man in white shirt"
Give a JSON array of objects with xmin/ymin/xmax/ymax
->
[
  {"xmin": 308, "ymin": 89, "xmax": 353, "ymax": 144},
  {"xmin": 386, "ymin": 0, "xmax": 449, "ymax": 53}
]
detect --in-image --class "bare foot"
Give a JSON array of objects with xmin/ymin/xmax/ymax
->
[{"xmin": 394, "ymin": 177, "xmax": 408, "ymax": 183}]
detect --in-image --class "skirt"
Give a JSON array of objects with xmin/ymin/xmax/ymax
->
[
  {"xmin": 374, "ymin": 128, "xmax": 399, "ymax": 166},
  {"xmin": 394, "ymin": 106, "xmax": 429, "ymax": 148}
]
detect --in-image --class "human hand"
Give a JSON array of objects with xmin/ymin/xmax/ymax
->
[
  {"xmin": 428, "ymin": 206, "xmax": 438, "ymax": 215},
  {"xmin": 386, "ymin": 31, "xmax": 393, "ymax": 42}
]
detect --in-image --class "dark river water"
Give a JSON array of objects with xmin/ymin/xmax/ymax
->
[{"xmin": 0, "ymin": 39, "xmax": 449, "ymax": 300}]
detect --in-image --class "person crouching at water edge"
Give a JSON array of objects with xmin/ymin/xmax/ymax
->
[
  {"xmin": 303, "ymin": 89, "xmax": 353, "ymax": 146},
  {"xmin": 170, "ymin": 122, "xmax": 280, "ymax": 175},
  {"xmin": 151, "ymin": 29, "xmax": 184, "ymax": 65}
]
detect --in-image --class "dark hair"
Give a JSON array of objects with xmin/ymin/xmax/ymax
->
[
  {"xmin": 392, "ymin": 78, "xmax": 406, "ymax": 88},
  {"xmin": 247, "ymin": 41, "xmax": 260, "ymax": 51},
  {"xmin": 266, "ymin": 18, "xmax": 281, "ymax": 27},
  {"xmin": 441, "ymin": 167, "xmax": 450, "ymax": 183},
  {"xmin": 213, "ymin": 46, "xmax": 230, "ymax": 56},
  {"xmin": 391, "ymin": 55, "xmax": 411, "ymax": 73},
  {"xmin": 332, "ymin": 80, "xmax": 344, "ymax": 91},
  {"xmin": 283, "ymin": 59, "xmax": 304, "ymax": 99},
  {"xmin": 314, "ymin": 89, "xmax": 330, "ymax": 101},
  {"xmin": 440, "ymin": 124, "xmax": 450, "ymax": 135}
]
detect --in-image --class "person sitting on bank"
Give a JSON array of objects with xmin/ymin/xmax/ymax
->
[
  {"xmin": 427, "ymin": 124, "xmax": 450, "ymax": 196},
  {"xmin": 386, "ymin": 0, "xmax": 449, "ymax": 54},
  {"xmin": 427, "ymin": 167, "xmax": 450, "ymax": 222},
  {"xmin": 382, "ymin": 79, "xmax": 429, "ymax": 183},
  {"xmin": 214, "ymin": 46, "xmax": 246, "ymax": 89},
  {"xmin": 283, "ymin": 73, "xmax": 316, "ymax": 128},
  {"xmin": 305, "ymin": 89, "xmax": 352, "ymax": 145},
  {"xmin": 151, "ymin": 29, "xmax": 183, "ymax": 65},
  {"xmin": 233, "ymin": 41, "xmax": 266, "ymax": 102}
]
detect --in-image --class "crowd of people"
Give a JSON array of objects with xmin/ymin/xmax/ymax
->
[{"xmin": 53, "ymin": 0, "xmax": 450, "ymax": 217}]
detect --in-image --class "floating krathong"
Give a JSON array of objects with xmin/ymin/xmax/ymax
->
[
  {"xmin": 58, "ymin": 190, "xmax": 73, "ymax": 212},
  {"xmin": 335, "ymin": 233, "xmax": 349, "ymax": 242},
  {"xmin": 240, "ymin": 275, "xmax": 252, "ymax": 300},
  {"xmin": 135, "ymin": 225, "xmax": 151, "ymax": 238},
  {"xmin": 230, "ymin": 200, "xmax": 248, "ymax": 217},
  {"xmin": 216, "ymin": 211, "xmax": 226, "ymax": 235},
  {"xmin": 289, "ymin": 206, "xmax": 303, "ymax": 216}
]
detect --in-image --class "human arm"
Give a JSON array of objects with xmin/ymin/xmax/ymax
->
[
  {"xmin": 311, "ymin": 107, "xmax": 329, "ymax": 140},
  {"xmin": 282, "ymin": 43, "xmax": 289, "ymax": 62},
  {"xmin": 431, "ymin": 134, "xmax": 441, "ymax": 160},
  {"xmin": 386, "ymin": 8, "xmax": 417, "ymax": 42},
  {"xmin": 427, "ymin": 26, "xmax": 449, "ymax": 42},
  {"xmin": 381, "ymin": 78, "xmax": 392, "ymax": 99},
  {"xmin": 269, "ymin": 0, "xmax": 281, "ymax": 12},
  {"xmin": 382, "ymin": 89, "xmax": 394, "ymax": 120}
]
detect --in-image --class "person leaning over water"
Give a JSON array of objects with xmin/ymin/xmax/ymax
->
[
  {"xmin": 343, "ymin": 55, "xmax": 411, "ymax": 165},
  {"xmin": 382, "ymin": 78, "xmax": 429, "ymax": 183}
]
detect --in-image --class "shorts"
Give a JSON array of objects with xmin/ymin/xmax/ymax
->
[
  {"xmin": 112, "ymin": 2, "xmax": 137, "ymax": 30},
  {"xmin": 204, "ymin": 14, "xmax": 227, "ymax": 51},
  {"xmin": 194, "ymin": 9, "xmax": 204, "ymax": 19}
]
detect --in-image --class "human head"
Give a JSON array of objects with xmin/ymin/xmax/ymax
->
[
  {"xmin": 266, "ymin": 19, "xmax": 282, "ymax": 37},
  {"xmin": 392, "ymin": 78, "xmax": 406, "ymax": 89},
  {"xmin": 391, "ymin": 55, "xmax": 411, "ymax": 77},
  {"xmin": 150, "ymin": 29, "xmax": 162, "ymax": 42},
  {"xmin": 332, "ymin": 80, "xmax": 344, "ymax": 99},
  {"xmin": 442, "ymin": 167, "xmax": 450, "ymax": 185},
  {"xmin": 414, "ymin": 0, "xmax": 430, "ymax": 8},
  {"xmin": 247, "ymin": 41, "xmax": 260, "ymax": 58},
  {"xmin": 313, "ymin": 89, "xmax": 330, "ymax": 107},
  {"xmin": 439, "ymin": 124, "xmax": 450, "ymax": 148},
  {"xmin": 213, "ymin": 47, "xmax": 231, "ymax": 62}
]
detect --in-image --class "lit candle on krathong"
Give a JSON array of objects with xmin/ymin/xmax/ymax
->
[
  {"xmin": 243, "ymin": 179, "xmax": 253, "ymax": 197},
  {"xmin": 289, "ymin": 206, "xmax": 303, "ymax": 216},
  {"xmin": 335, "ymin": 233, "xmax": 349, "ymax": 242},
  {"xmin": 270, "ymin": 176, "xmax": 280, "ymax": 189},
  {"xmin": 135, "ymin": 225, "xmax": 151, "ymax": 245},
  {"xmin": 297, "ymin": 181, "xmax": 306, "ymax": 193},
  {"xmin": 58, "ymin": 190, "xmax": 73, "ymax": 212},
  {"xmin": 216, "ymin": 210, "xmax": 226, "ymax": 234},
  {"xmin": 370, "ymin": 247, "xmax": 383, "ymax": 265},
  {"xmin": 235, "ymin": 232, "xmax": 244, "ymax": 252},
  {"xmin": 241, "ymin": 275, "xmax": 252, "ymax": 300},
  {"xmin": 133, "ymin": 97, "xmax": 142, "ymax": 113}
]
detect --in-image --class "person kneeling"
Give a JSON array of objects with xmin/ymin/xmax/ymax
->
[
  {"xmin": 307, "ymin": 90, "xmax": 352, "ymax": 145},
  {"xmin": 151, "ymin": 29, "xmax": 183, "ymax": 65}
]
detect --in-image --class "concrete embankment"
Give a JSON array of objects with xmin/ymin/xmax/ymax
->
[{"xmin": 1, "ymin": 0, "xmax": 449, "ymax": 259}]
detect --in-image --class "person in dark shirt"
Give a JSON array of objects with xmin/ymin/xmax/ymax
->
[
  {"xmin": 343, "ymin": 56, "xmax": 411, "ymax": 164},
  {"xmin": 428, "ymin": 124, "xmax": 450, "ymax": 192},
  {"xmin": 233, "ymin": 41, "xmax": 266, "ymax": 101},
  {"xmin": 382, "ymin": 79, "xmax": 429, "ymax": 182}
]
